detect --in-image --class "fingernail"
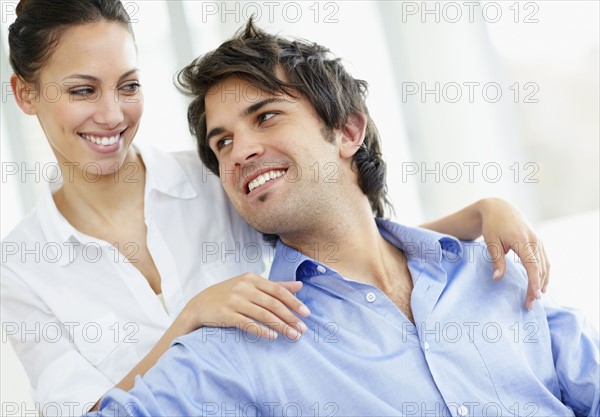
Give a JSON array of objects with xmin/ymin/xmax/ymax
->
[
  {"xmin": 286, "ymin": 327, "xmax": 301, "ymax": 340},
  {"xmin": 526, "ymin": 301, "xmax": 533, "ymax": 311},
  {"xmin": 535, "ymin": 289, "xmax": 543, "ymax": 300},
  {"xmin": 297, "ymin": 321, "xmax": 308, "ymax": 333},
  {"xmin": 492, "ymin": 269, "xmax": 501, "ymax": 280},
  {"xmin": 269, "ymin": 331, "xmax": 278, "ymax": 340},
  {"xmin": 299, "ymin": 305, "xmax": 311, "ymax": 317}
]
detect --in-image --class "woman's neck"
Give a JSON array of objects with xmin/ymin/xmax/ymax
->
[{"xmin": 53, "ymin": 148, "xmax": 146, "ymax": 232}]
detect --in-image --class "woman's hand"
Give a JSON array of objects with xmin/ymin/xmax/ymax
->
[
  {"xmin": 479, "ymin": 198, "xmax": 550, "ymax": 310},
  {"xmin": 421, "ymin": 197, "xmax": 550, "ymax": 310},
  {"xmin": 179, "ymin": 273, "xmax": 310, "ymax": 340},
  {"xmin": 95, "ymin": 273, "xmax": 309, "ymax": 405}
]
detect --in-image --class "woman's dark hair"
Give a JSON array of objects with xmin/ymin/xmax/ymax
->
[
  {"xmin": 9, "ymin": 0, "xmax": 134, "ymax": 83},
  {"xmin": 177, "ymin": 19, "xmax": 392, "ymax": 223}
]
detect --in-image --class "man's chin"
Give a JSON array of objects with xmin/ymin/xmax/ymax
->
[
  {"xmin": 249, "ymin": 221, "xmax": 278, "ymax": 235},
  {"xmin": 239, "ymin": 202, "xmax": 298, "ymax": 235}
]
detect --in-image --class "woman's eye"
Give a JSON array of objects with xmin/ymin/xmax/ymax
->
[
  {"xmin": 259, "ymin": 112, "xmax": 277, "ymax": 123},
  {"xmin": 69, "ymin": 87, "xmax": 95, "ymax": 97},
  {"xmin": 121, "ymin": 82, "xmax": 141, "ymax": 94}
]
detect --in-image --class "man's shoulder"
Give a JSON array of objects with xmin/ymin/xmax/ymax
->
[
  {"xmin": 437, "ymin": 240, "xmax": 531, "ymax": 310},
  {"xmin": 460, "ymin": 240, "xmax": 528, "ymax": 278},
  {"xmin": 173, "ymin": 326, "xmax": 260, "ymax": 356},
  {"xmin": 175, "ymin": 326, "xmax": 249, "ymax": 347},
  {"xmin": 172, "ymin": 326, "xmax": 306, "ymax": 361},
  {"xmin": 169, "ymin": 326, "xmax": 285, "ymax": 375}
]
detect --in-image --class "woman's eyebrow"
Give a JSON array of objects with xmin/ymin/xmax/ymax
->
[{"xmin": 62, "ymin": 68, "xmax": 139, "ymax": 82}]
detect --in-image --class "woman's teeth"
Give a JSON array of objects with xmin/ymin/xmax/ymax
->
[
  {"xmin": 80, "ymin": 133, "xmax": 120, "ymax": 146},
  {"xmin": 248, "ymin": 170, "xmax": 286, "ymax": 193}
]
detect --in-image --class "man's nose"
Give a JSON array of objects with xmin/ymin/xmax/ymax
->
[{"xmin": 230, "ymin": 132, "xmax": 265, "ymax": 166}]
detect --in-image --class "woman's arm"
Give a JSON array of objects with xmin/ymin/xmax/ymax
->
[
  {"xmin": 421, "ymin": 198, "xmax": 550, "ymax": 310},
  {"xmin": 91, "ymin": 274, "xmax": 309, "ymax": 411},
  {"xmin": 1, "ymin": 268, "xmax": 115, "ymax": 416}
]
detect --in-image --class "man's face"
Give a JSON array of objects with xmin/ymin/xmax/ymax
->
[{"xmin": 204, "ymin": 76, "xmax": 349, "ymax": 237}]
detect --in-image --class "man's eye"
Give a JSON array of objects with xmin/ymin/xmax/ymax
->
[
  {"xmin": 258, "ymin": 112, "xmax": 277, "ymax": 123},
  {"xmin": 216, "ymin": 137, "xmax": 233, "ymax": 150}
]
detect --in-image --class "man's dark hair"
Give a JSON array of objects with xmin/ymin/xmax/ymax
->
[{"xmin": 177, "ymin": 19, "xmax": 391, "ymax": 220}]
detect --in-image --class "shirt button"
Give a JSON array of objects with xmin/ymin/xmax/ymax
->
[
  {"xmin": 458, "ymin": 405, "xmax": 468, "ymax": 416},
  {"xmin": 316, "ymin": 265, "xmax": 327, "ymax": 274},
  {"xmin": 366, "ymin": 292, "xmax": 377, "ymax": 303},
  {"xmin": 423, "ymin": 341, "xmax": 430, "ymax": 351}
]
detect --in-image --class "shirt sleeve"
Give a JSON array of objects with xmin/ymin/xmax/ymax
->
[
  {"xmin": 1, "ymin": 267, "xmax": 113, "ymax": 415},
  {"xmin": 543, "ymin": 296, "xmax": 600, "ymax": 416},
  {"xmin": 95, "ymin": 330, "xmax": 257, "ymax": 417}
]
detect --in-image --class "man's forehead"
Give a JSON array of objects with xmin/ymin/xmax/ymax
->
[{"xmin": 205, "ymin": 76, "xmax": 289, "ymax": 105}]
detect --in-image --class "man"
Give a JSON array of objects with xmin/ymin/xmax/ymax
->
[{"xmin": 94, "ymin": 21, "xmax": 599, "ymax": 416}]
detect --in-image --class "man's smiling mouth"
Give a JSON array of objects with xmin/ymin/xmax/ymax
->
[{"xmin": 247, "ymin": 169, "xmax": 286, "ymax": 193}]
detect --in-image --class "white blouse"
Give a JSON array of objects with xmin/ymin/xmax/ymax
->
[{"xmin": 1, "ymin": 145, "xmax": 267, "ymax": 415}]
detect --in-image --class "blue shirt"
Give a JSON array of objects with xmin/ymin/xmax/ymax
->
[{"xmin": 94, "ymin": 220, "xmax": 600, "ymax": 417}]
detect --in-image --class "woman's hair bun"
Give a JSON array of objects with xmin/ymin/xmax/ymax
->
[
  {"xmin": 9, "ymin": 0, "xmax": 135, "ymax": 83},
  {"xmin": 15, "ymin": 0, "xmax": 32, "ymax": 17}
]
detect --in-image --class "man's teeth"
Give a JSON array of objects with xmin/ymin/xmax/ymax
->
[
  {"xmin": 248, "ymin": 170, "xmax": 285, "ymax": 192},
  {"xmin": 80, "ymin": 133, "xmax": 120, "ymax": 146}
]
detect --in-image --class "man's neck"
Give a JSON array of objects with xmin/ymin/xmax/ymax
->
[
  {"xmin": 280, "ymin": 205, "xmax": 413, "ymax": 304},
  {"xmin": 281, "ymin": 210, "xmax": 414, "ymax": 322}
]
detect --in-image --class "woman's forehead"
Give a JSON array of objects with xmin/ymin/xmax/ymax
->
[{"xmin": 41, "ymin": 21, "xmax": 137, "ymax": 80}]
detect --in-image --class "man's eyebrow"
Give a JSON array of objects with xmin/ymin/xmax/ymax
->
[
  {"xmin": 206, "ymin": 127, "xmax": 225, "ymax": 145},
  {"xmin": 62, "ymin": 69, "xmax": 139, "ymax": 82},
  {"xmin": 243, "ymin": 97, "xmax": 291, "ymax": 116},
  {"xmin": 206, "ymin": 97, "xmax": 292, "ymax": 145}
]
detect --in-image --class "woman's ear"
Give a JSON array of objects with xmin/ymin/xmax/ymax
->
[
  {"xmin": 339, "ymin": 112, "xmax": 367, "ymax": 160},
  {"xmin": 11, "ymin": 74, "xmax": 38, "ymax": 115}
]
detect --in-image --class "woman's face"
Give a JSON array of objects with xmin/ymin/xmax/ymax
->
[{"xmin": 27, "ymin": 21, "xmax": 143, "ymax": 176}]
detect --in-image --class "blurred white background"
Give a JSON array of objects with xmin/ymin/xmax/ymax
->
[{"xmin": 1, "ymin": 0, "xmax": 598, "ymax": 413}]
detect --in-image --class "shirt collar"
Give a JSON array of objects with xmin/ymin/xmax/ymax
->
[
  {"xmin": 135, "ymin": 144, "xmax": 197, "ymax": 200},
  {"xmin": 375, "ymin": 218, "xmax": 463, "ymax": 263},
  {"xmin": 35, "ymin": 145, "xmax": 198, "ymax": 265},
  {"xmin": 269, "ymin": 242, "xmax": 319, "ymax": 282},
  {"xmin": 268, "ymin": 218, "xmax": 463, "ymax": 282},
  {"xmin": 36, "ymin": 175, "xmax": 80, "ymax": 264}
]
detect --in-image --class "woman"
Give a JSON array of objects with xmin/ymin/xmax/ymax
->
[{"xmin": 2, "ymin": 0, "xmax": 548, "ymax": 414}]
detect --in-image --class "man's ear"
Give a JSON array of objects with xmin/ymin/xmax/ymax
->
[
  {"xmin": 11, "ymin": 74, "xmax": 38, "ymax": 115},
  {"xmin": 339, "ymin": 112, "xmax": 367, "ymax": 160}
]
